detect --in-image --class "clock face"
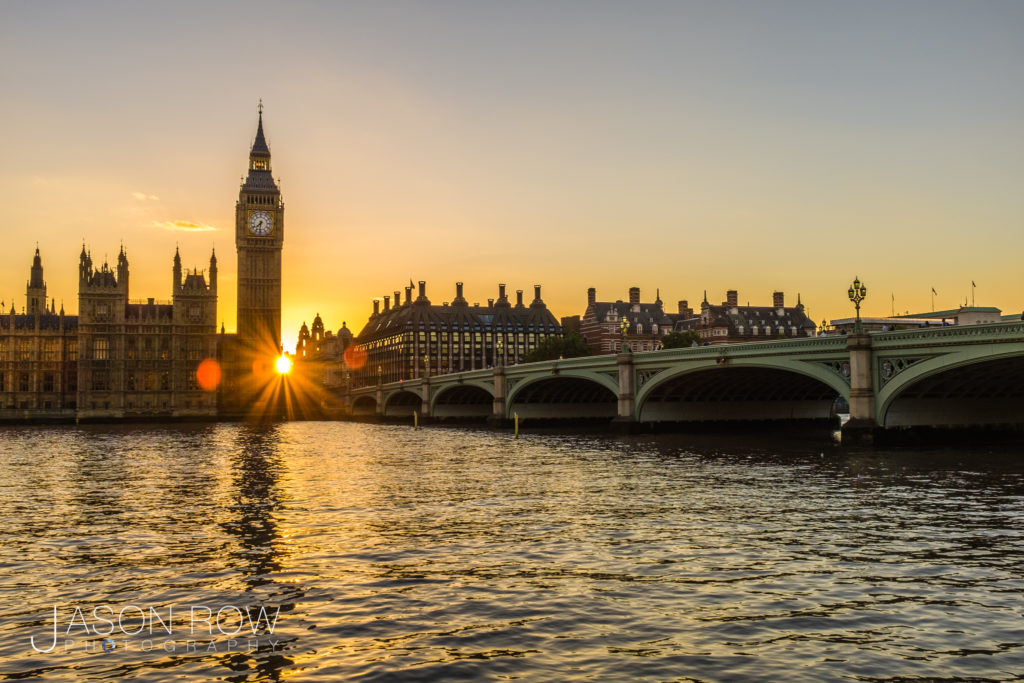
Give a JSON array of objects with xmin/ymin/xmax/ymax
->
[{"xmin": 248, "ymin": 211, "xmax": 273, "ymax": 236}]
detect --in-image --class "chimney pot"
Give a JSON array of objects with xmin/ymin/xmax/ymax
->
[
  {"xmin": 418, "ymin": 280, "xmax": 426, "ymax": 299},
  {"xmin": 516, "ymin": 289, "xmax": 524, "ymax": 306},
  {"xmin": 456, "ymin": 281, "xmax": 464, "ymax": 299},
  {"xmin": 405, "ymin": 287, "xmax": 412, "ymax": 305},
  {"xmin": 587, "ymin": 287, "xmax": 596, "ymax": 305},
  {"xmin": 384, "ymin": 295, "xmax": 390, "ymax": 311},
  {"xmin": 373, "ymin": 300, "xmax": 380, "ymax": 316},
  {"xmin": 629, "ymin": 287, "xmax": 640, "ymax": 305},
  {"xmin": 534, "ymin": 284, "xmax": 542, "ymax": 302},
  {"xmin": 498, "ymin": 283, "xmax": 506, "ymax": 299},
  {"xmin": 727, "ymin": 290, "xmax": 738, "ymax": 307},
  {"xmin": 773, "ymin": 291, "xmax": 784, "ymax": 309}
]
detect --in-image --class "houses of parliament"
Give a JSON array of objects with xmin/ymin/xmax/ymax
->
[{"xmin": 0, "ymin": 108, "xmax": 285, "ymax": 420}]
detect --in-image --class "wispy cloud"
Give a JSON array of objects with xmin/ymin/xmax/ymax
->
[
  {"xmin": 154, "ymin": 219, "xmax": 217, "ymax": 232},
  {"xmin": 132, "ymin": 191, "xmax": 160, "ymax": 201}
]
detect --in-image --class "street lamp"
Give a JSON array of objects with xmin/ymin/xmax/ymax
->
[
  {"xmin": 819, "ymin": 319, "xmax": 828, "ymax": 336},
  {"xmin": 377, "ymin": 364, "xmax": 382, "ymax": 385},
  {"xmin": 619, "ymin": 316, "xmax": 630, "ymax": 353},
  {"xmin": 848, "ymin": 277, "xmax": 867, "ymax": 333},
  {"xmin": 496, "ymin": 338, "xmax": 504, "ymax": 367}
]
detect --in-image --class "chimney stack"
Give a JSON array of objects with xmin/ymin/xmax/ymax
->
[
  {"xmin": 456, "ymin": 281, "xmax": 464, "ymax": 299},
  {"xmin": 727, "ymin": 290, "xmax": 738, "ymax": 307},
  {"xmin": 498, "ymin": 283, "xmax": 506, "ymax": 300},
  {"xmin": 418, "ymin": 280, "xmax": 426, "ymax": 300},
  {"xmin": 773, "ymin": 291, "xmax": 784, "ymax": 309},
  {"xmin": 384, "ymin": 295, "xmax": 390, "ymax": 312},
  {"xmin": 678, "ymin": 300, "xmax": 690, "ymax": 317},
  {"xmin": 395, "ymin": 290, "xmax": 401, "ymax": 307},
  {"xmin": 533, "ymin": 285, "xmax": 542, "ymax": 303},
  {"xmin": 588, "ymin": 287, "xmax": 596, "ymax": 305},
  {"xmin": 405, "ymin": 286, "xmax": 412, "ymax": 305},
  {"xmin": 629, "ymin": 287, "xmax": 640, "ymax": 305},
  {"xmin": 516, "ymin": 289, "xmax": 524, "ymax": 307},
  {"xmin": 373, "ymin": 300, "xmax": 380, "ymax": 316},
  {"xmin": 488, "ymin": 298, "xmax": 494, "ymax": 307}
]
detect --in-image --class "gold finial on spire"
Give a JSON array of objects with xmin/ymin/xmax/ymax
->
[{"xmin": 258, "ymin": 98, "xmax": 263, "ymax": 115}]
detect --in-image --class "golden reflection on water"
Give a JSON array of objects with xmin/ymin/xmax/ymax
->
[{"xmin": 0, "ymin": 423, "xmax": 1022, "ymax": 681}]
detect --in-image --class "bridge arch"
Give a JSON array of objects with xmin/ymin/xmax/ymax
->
[
  {"xmin": 430, "ymin": 382, "xmax": 494, "ymax": 418},
  {"xmin": 351, "ymin": 394, "xmax": 377, "ymax": 416},
  {"xmin": 637, "ymin": 359, "xmax": 846, "ymax": 423},
  {"xmin": 877, "ymin": 348, "xmax": 1024, "ymax": 427},
  {"xmin": 383, "ymin": 389, "xmax": 421, "ymax": 417},
  {"xmin": 506, "ymin": 372, "xmax": 618, "ymax": 420}
]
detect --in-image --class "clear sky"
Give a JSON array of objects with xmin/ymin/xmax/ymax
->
[{"xmin": 2, "ymin": 0, "xmax": 1021, "ymax": 351}]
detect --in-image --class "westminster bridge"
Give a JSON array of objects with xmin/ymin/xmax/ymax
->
[{"xmin": 342, "ymin": 321, "xmax": 1024, "ymax": 442}]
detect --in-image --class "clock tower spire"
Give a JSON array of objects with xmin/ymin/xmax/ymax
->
[{"xmin": 235, "ymin": 102, "xmax": 283, "ymax": 356}]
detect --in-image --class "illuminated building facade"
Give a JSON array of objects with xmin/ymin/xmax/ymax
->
[{"xmin": 354, "ymin": 281, "xmax": 562, "ymax": 386}]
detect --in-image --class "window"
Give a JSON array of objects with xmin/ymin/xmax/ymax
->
[
  {"xmin": 17, "ymin": 339, "xmax": 32, "ymax": 361},
  {"xmin": 93, "ymin": 338, "xmax": 109, "ymax": 360},
  {"xmin": 42, "ymin": 340, "xmax": 58, "ymax": 362},
  {"xmin": 19, "ymin": 373, "xmax": 29, "ymax": 392},
  {"xmin": 67, "ymin": 341, "xmax": 77, "ymax": 361},
  {"xmin": 42, "ymin": 373, "xmax": 54, "ymax": 393},
  {"xmin": 91, "ymin": 372, "xmax": 108, "ymax": 391}
]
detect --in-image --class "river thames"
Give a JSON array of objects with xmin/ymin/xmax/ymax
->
[{"xmin": 0, "ymin": 422, "xmax": 1022, "ymax": 681}]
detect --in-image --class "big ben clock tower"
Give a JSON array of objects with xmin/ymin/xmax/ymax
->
[{"xmin": 236, "ymin": 103, "xmax": 283, "ymax": 355}]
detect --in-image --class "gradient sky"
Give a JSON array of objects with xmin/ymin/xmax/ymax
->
[{"xmin": 2, "ymin": 0, "xmax": 1022, "ymax": 351}]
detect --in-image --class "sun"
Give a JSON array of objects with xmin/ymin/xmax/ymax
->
[{"xmin": 275, "ymin": 355, "xmax": 293, "ymax": 374}]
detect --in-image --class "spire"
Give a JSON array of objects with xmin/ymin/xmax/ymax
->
[{"xmin": 250, "ymin": 101, "xmax": 270, "ymax": 158}]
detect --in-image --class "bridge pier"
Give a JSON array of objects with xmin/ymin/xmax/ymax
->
[
  {"xmin": 421, "ymin": 378, "xmax": 432, "ymax": 423},
  {"xmin": 842, "ymin": 332, "xmax": 878, "ymax": 445},
  {"xmin": 375, "ymin": 381, "xmax": 384, "ymax": 418},
  {"xmin": 612, "ymin": 350, "xmax": 640, "ymax": 433},
  {"xmin": 488, "ymin": 365, "xmax": 510, "ymax": 427}
]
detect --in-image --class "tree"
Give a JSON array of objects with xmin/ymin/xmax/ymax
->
[
  {"xmin": 523, "ymin": 332, "xmax": 593, "ymax": 363},
  {"xmin": 660, "ymin": 330, "xmax": 701, "ymax": 349}
]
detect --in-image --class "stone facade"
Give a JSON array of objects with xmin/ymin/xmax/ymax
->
[{"xmin": 0, "ymin": 246, "xmax": 218, "ymax": 420}]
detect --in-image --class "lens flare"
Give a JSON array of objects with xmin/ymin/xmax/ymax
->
[
  {"xmin": 343, "ymin": 344, "xmax": 368, "ymax": 370},
  {"xmin": 196, "ymin": 358, "xmax": 222, "ymax": 392},
  {"xmin": 275, "ymin": 355, "xmax": 293, "ymax": 374}
]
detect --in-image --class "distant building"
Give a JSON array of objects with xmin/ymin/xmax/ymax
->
[
  {"xmin": 829, "ymin": 305, "xmax": 1006, "ymax": 335},
  {"xmin": 354, "ymin": 281, "xmax": 561, "ymax": 386},
  {"xmin": 295, "ymin": 313, "xmax": 354, "ymax": 392},
  {"xmin": 580, "ymin": 287, "xmax": 689, "ymax": 353},
  {"xmin": 697, "ymin": 290, "xmax": 816, "ymax": 344},
  {"xmin": 893, "ymin": 306, "xmax": 1003, "ymax": 326}
]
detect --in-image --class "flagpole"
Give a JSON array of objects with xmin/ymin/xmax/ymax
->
[
  {"xmin": 971, "ymin": 281, "xmax": 976, "ymax": 307},
  {"xmin": 931, "ymin": 288, "xmax": 934, "ymax": 312}
]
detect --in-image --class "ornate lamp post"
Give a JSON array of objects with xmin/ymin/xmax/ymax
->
[
  {"xmin": 619, "ymin": 316, "xmax": 630, "ymax": 353},
  {"xmin": 377, "ymin": 364, "xmax": 383, "ymax": 385},
  {"xmin": 496, "ymin": 338, "xmax": 504, "ymax": 367},
  {"xmin": 848, "ymin": 277, "xmax": 867, "ymax": 334}
]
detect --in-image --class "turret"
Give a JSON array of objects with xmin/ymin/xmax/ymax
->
[
  {"xmin": 26, "ymin": 246, "xmax": 46, "ymax": 315},
  {"xmin": 173, "ymin": 246, "xmax": 182, "ymax": 293},
  {"xmin": 117, "ymin": 245, "xmax": 130, "ymax": 296},
  {"xmin": 209, "ymin": 249, "xmax": 217, "ymax": 292}
]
